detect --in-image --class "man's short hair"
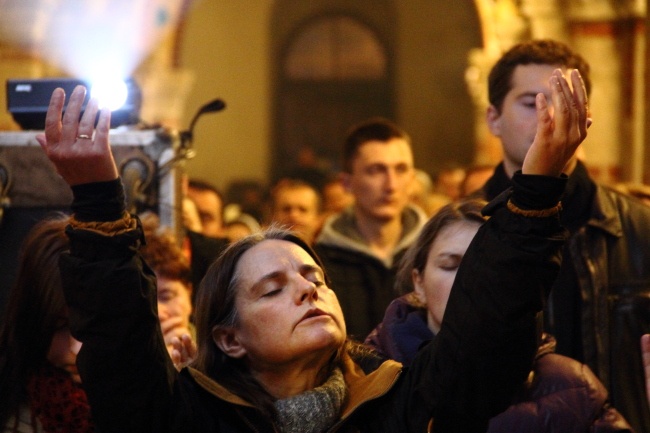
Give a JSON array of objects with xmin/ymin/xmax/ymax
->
[
  {"xmin": 188, "ymin": 178, "xmax": 224, "ymax": 204},
  {"xmin": 342, "ymin": 117, "xmax": 411, "ymax": 173},
  {"xmin": 488, "ymin": 39, "xmax": 592, "ymax": 113}
]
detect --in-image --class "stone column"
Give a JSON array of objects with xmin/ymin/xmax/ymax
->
[
  {"xmin": 520, "ymin": 0, "xmax": 569, "ymax": 41},
  {"xmin": 640, "ymin": 0, "xmax": 650, "ymax": 185},
  {"xmin": 567, "ymin": 0, "xmax": 646, "ymax": 184}
]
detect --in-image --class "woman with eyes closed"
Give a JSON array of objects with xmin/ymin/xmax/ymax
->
[
  {"xmin": 0, "ymin": 216, "xmax": 94, "ymax": 433},
  {"xmin": 0, "ymin": 216, "xmax": 198, "ymax": 433},
  {"xmin": 40, "ymin": 67, "xmax": 589, "ymax": 432},
  {"xmin": 366, "ymin": 199, "xmax": 633, "ymax": 432}
]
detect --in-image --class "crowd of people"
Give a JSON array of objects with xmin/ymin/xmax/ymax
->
[{"xmin": 1, "ymin": 39, "xmax": 650, "ymax": 433}]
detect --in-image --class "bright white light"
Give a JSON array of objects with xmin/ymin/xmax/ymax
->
[
  {"xmin": 91, "ymin": 79, "xmax": 128, "ymax": 111},
  {"xmin": 0, "ymin": 1, "xmax": 184, "ymax": 85}
]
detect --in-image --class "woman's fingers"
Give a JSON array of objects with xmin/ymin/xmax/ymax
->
[
  {"xmin": 570, "ymin": 69, "xmax": 589, "ymax": 140},
  {"xmin": 61, "ymin": 85, "xmax": 87, "ymax": 144},
  {"xmin": 523, "ymin": 69, "xmax": 590, "ymax": 177},
  {"xmin": 36, "ymin": 86, "xmax": 118, "ymax": 186},
  {"xmin": 182, "ymin": 333, "xmax": 197, "ymax": 358},
  {"xmin": 170, "ymin": 334, "xmax": 197, "ymax": 371},
  {"xmin": 160, "ymin": 316, "xmax": 184, "ymax": 334},
  {"xmin": 94, "ymin": 106, "xmax": 112, "ymax": 153},
  {"xmin": 41, "ymin": 88, "xmax": 65, "ymax": 147},
  {"xmin": 549, "ymin": 70, "xmax": 573, "ymax": 143},
  {"xmin": 77, "ymin": 96, "xmax": 98, "ymax": 139}
]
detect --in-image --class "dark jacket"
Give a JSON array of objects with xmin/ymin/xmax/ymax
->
[
  {"xmin": 60, "ymin": 174, "xmax": 567, "ymax": 433},
  {"xmin": 366, "ymin": 296, "xmax": 633, "ymax": 432},
  {"xmin": 313, "ymin": 205, "xmax": 426, "ymax": 339},
  {"xmin": 482, "ymin": 162, "xmax": 650, "ymax": 433}
]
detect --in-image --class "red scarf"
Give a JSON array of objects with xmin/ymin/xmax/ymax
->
[{"xmin": 26, "ymin": 363, "xmax": 94, "ymax": 433}]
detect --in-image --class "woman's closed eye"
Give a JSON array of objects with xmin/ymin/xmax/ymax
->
[
  {"xmin": 437, "ymin": 255, "xmax": 463, "ymax": 272},
  {"xmin": 262, "ymin": 287, "xmax": 283, "ymax": 297},
  {"xmin": 303, "ymin": 266, "xmax": 326, "ymax": 288},
  {"xmin": 158, "ymin": 289, "xmax": 178, "ymax": 302}
]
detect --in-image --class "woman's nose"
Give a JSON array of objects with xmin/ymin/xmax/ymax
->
[
  {"xmin": 69, "ymin": 336, "xmax": 82, "ymax": 355},
  {"xmin": 158, "ymin": 303, "xmax": 170, "ymax": 319},
  {"xmin": 297, "ymin": 279, "xmax": 318, "ymax": 304}
]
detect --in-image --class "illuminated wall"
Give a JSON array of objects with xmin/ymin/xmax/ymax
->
[{"xmin": 0, "ymin": 0, "xmax": 646, "ymax": 191}]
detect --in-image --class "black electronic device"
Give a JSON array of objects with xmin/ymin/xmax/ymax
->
[{"xmin": 6, "ymin": 77, "xmax": 141, "ymax": 130}]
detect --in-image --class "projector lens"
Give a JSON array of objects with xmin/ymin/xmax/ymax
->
[{"xmin": 91, "ymin": 79, "xmax": 128, "ymax": 111}]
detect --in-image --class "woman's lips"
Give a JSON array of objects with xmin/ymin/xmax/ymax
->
[{"xmin": 298, "ymin": 308, "xmax": 329, "ymax": 324}]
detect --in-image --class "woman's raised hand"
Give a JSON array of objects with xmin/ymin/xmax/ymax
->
[
  {"xmin": 522, "ymin": 69, "xmax": 590, "ymax": 177},
  {"xmin": 35, "ymin": 85, "xmax": 118, "ymax": 186}
]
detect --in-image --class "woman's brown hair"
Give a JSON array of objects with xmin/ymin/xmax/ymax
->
[{"xmin": 0, "ymin": 214, "xmax": 70, "ymax": 428}]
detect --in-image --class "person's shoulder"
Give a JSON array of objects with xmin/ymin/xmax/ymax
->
[
  {"xmin": 532, "ymin": 352, "xmax": 607, "ymax": 398},
  {"xmin": 596, "ymin": 183, "xmax": 650, "ymax": 223},
  {"xmin": 187, "ymin": 231, "xmax": 229, "ymax": 256},
  {"xmin": 313, "ymin": 212, "xmax": 369, "ymax": 260},
  {"xmin": 313, "ymin": 242, "xmax": 374, "ymax": 267}
]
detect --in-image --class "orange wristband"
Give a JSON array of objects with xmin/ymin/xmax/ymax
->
[{"xmin": 506, "ymin": 199, "xmax": 562, "ymax": 217}]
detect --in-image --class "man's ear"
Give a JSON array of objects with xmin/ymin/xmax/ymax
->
[
  {"xmin": 486, "ymin": 105, "xmax": 502, "ymax": 137},
  {"xmin": 212, "ymin": 326, "xmax": 247, "ymax": 359},
  {"xmin": 412, "ymin": 269, "xmax": 426, "ymax": 305}
]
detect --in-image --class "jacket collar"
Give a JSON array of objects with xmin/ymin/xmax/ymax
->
[
  {"xmin": 565, "ymin": 161, "xmax": 621, "ymax": 237},
  {"xmin": 186, "ymin": 353, "xmax": 403, "ymax": 417},
  {"xmin": 586, "ymin": 184, "xmax": 623, "ymax": 238},
  {"xmin": 316, "ymin": 204, "xmax": 427, "ymax": 267},
  {"xmin": 187, "ymin": 367, "xmax": 255, "ymax": 407},
  {"xmin": 482, "ymin": 161, "xmax": 621, "ymax": 238},
  {"xmin": 339, "ymin": 352, "xmax": 402, "ymax": 419}
]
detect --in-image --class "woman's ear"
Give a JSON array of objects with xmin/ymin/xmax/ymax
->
[
  {"xmin": 412, "ymin": 269, "xmax": 426, "ymax": 305},
  {"xmin": 212, "ymin": 326, "xmax": 247, "ymax": 359}
]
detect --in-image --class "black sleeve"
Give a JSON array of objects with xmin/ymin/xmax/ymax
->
[
  {"xmin": 61, "ymin": 178, "xmax": 179, "ymax": 433},
  {"xmin": 70, "ymin": 178, "xmax": 126, "ymax": 222},
  {"xmin": 393, "ymin": 173, "xmax": 569, "ymax": 432}
]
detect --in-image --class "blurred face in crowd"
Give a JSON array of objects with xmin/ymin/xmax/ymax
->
[
  {"xmin": 157, "ymin": 276, "xmax": 193, "ymax": 345},
  {"xmin": 412, "ymin": 220, "xmax": 481, "ymax": 334},
  {"xmin": 272, "ymin": 185, "xmax": 321, "ymax": 243},
  {"xmin": 187, "ymin": 188, "xmax": 223, "ymax": 238},
  {"xmin": 224, "ymin": 221, "xmax": 254, "ymax": 243},
  {"xmin": 215, "ymin": 239, "xmax": 345, "ymax": 371},
  {"xmin": 461, "ymin": 166, "xmax": 494, "ymax": 198},
  {"xmin": 344, "ymin": 138, "xmax": 414, "ymax": 223},
  {"xmin": 322, "ymin": 180, "xmax": 354, "ymax": 214},
  {"xmin": 435, "ymin": 168, "xmax": 465, "ymax": 202}
]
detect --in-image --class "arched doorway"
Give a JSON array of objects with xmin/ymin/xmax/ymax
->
[{"xmin": 273, "ymin": 8, "xmax": 395, "ymax": 186}]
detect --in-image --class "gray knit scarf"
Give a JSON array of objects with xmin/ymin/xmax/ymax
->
[{"xmin": 273, "ymin": 368, "xmax": 348, "ymax": 433}]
